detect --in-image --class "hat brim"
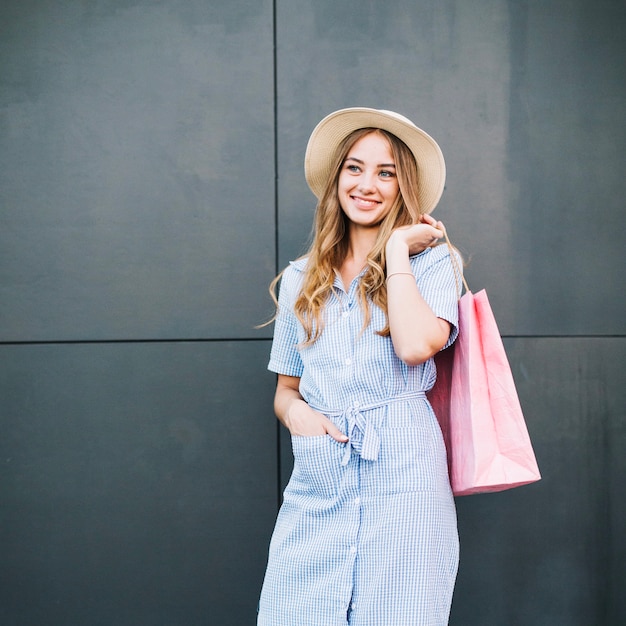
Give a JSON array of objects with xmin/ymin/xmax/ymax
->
[{"xmin": 304, "ymin": 107, "xmax": 446, "ymax": 214}]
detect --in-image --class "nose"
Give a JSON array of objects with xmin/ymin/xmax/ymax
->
[{"xmin": 357, "ymin": 171, "xmax": 377, "ymax": 193}]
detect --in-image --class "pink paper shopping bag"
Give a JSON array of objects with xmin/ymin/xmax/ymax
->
[{"xmin": 429, "ymin": 288, "xmax": 541, "ymax": 496}]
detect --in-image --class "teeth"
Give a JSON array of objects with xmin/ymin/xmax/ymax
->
[{"xmin": 353, "ymin": 196, "xmax": 378, "ymax": 207}]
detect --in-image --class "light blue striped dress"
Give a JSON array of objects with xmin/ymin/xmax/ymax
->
[{"xmin": 258, "ymin": 244, "xmax": 461, "ymax": 626}]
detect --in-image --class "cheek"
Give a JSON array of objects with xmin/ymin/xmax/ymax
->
[
  {"xmin": 382, "ymin": 184, "xmax": 400, "ymax": 207},
  {"xmin": 337, "ymin": 172, "xmax": 352, "ymax": 193},
  {"xmin": 337, "ymin": 176, "xmax": 353, "ymax": 207}
]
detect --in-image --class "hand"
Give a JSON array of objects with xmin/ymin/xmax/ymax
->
[
  {"xmin": 285, "ymin": 399, "xmax": 348, "ymax": 443},
  {"xmin": 387, "ymin": 215, "xmax": 445, "ymax": 256}
]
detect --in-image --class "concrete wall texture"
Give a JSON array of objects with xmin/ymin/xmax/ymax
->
[{"xmin": 1, "ymin": 1, "xmax": 624, "ymax": 624}]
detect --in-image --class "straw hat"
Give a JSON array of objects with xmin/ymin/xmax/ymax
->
[{"xmin": 304, "ymin": 107, "xmax": 446, "ymax": 214}]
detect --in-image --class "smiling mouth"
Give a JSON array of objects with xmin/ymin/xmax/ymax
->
[{"xmin": 351, "ymin": 195, "xmax": 381, "ymax": 207}]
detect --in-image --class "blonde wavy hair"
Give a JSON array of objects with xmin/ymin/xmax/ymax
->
[{"xmin": 268, "ymin": 128, "xmax": 425, "ymax": 345}]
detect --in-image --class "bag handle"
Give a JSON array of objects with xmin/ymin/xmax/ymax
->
[{"xmin": 443, "ymin": 231, "xmax": 470, "ymax": 299}]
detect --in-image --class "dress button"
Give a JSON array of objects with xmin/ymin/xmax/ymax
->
[
  {"xmin": 350, "ymin": 546, "xmax": 357, "ymax": 554},
  {"xmin": 345, "ymin": 358, "xmax": 352, "ymax": 366},
  {"xmin": 343, "ymin": 310, "xmax": 350, "ymax": 318},
  {"xmin": 354, "ymin": 497, "xmax": 361, "ymax": 506}
]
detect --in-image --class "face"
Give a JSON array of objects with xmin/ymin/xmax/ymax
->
[{"xmin": 337, "ymin": 131, "xmax": 400, "ymax": 229}]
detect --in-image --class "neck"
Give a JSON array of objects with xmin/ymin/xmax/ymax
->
[{"xmin": 346, "ymin": 223, "xmax": 379, "ymax": 265}]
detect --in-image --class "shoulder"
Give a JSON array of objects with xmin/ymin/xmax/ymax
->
[
  {"xmin": 409, "ymin": 243, "xmax": 453, "ymax": 269},
  {"xmin": 288, "ymin": 256, "xmax": 308, "ymax": 273},
  {"xmin": 277, "ymin": 256, "xmax": 308, "ymax": 296},
  {"xmin": 409, "ymin": 244, "xmax": 463, "ymax": 285},
  {"xmin": 283, "ymin": 256, "xmax": 308, "ymax": 281}
]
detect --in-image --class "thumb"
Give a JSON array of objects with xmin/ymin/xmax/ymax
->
[{"xmin": 324, "ymin": 419, "xmax": 349, "ymax": 443}]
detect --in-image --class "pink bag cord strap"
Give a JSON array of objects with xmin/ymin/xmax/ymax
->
[{"xmin": 443, "ymin": 231, "xmax": 470, "ymax": 299}]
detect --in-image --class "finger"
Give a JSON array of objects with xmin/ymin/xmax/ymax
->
[
  {"xmin": 324, "ymin": 419, "xmax": 349, "ymax": 443},
  {"xmin": 426, "ymin": 227, "xmax": 443, "ymax": 248},
  {"xmin": 430, "ymin": 226, "xmax": 443, "ymax": 239},
  {"xmin": 431, "ymin": 222, "xmax": 446, "ymax": 238}
]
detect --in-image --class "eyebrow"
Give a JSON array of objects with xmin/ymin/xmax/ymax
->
[{"xmin": 344, "ymin": 157, "xmax": 396, "ymax": 168}]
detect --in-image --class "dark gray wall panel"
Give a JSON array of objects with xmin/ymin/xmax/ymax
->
[
  {"xmin": 0, "ymin": 340, "xmax": 277, "ymax": 625},
  {"xmin": 451, "ymin": 337, "xmax": 626, "ymax": 625},
  {"xmin": 275, "ymin": 0, "xmax": 626, "ymax": 335},
  {"xmin": 505, "ymin": 0, "xmax": 626, "ymax": 336},
  {"xmin": 0, "ymin": 0, "xmax": 275, "ymax": 341}
]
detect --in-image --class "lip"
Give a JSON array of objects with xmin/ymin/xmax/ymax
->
[{"xmin": 350, "ymin": 195, "xmax": 381, "ymax": 209}]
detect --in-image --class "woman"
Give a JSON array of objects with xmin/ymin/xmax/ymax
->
[{"xmin": 258, "ymin": 107, "xmax": 462, "ymax": 625}]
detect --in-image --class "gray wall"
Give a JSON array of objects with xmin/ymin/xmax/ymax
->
[{"xmin": 1, "ymin": 1, "xmax": 624, "ymax": 624}]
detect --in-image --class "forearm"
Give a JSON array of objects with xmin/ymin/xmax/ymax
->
[
  {"xmin": 386, "ymin": 237, "xmax": 450, "ymax": 365},
  {"xmin": 274, "ymin": 378, "xmax": 304, "ymax": 429}
]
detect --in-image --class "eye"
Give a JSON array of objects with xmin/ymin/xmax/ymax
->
[
  {"xmin": 379, "ymin": 169, "xmax": 396, "ymax": 178},
  {"xmin": 345, "ymin": 164, "xmax": 361, "ymax": 173}
]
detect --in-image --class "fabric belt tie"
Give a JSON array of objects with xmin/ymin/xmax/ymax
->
[{"xmin": 311, "ymin": 391, "xmax": 426, "ymax": 466}]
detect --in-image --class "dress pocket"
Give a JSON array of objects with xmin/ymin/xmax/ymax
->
[
  {"xmin": 286, "ymin": 435, "xmax": 346, "ymax": 499},
  {"xmin": 363, "ymin": 421, "xmax": 449, "ymax": 495}
]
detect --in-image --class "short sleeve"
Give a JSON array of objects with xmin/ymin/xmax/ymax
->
[
  {"xmin": 268, "ymin": 265, "xmax": 304, "ymax": 377},
  {"xmin": 412, "ymin": 245, "xmax": 463, "ymax": 350}
]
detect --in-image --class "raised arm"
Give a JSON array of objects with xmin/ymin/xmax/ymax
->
[{"xmin": 384, "ymin": 220, "xmax": 451, "ymax": 366}]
